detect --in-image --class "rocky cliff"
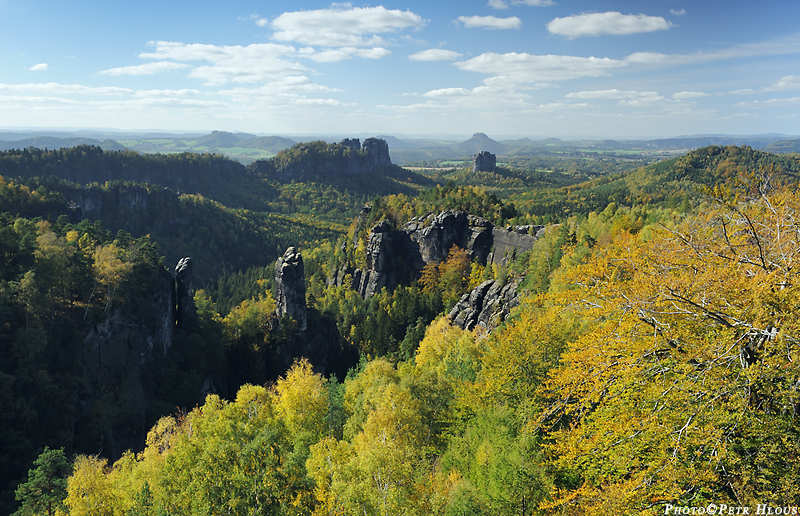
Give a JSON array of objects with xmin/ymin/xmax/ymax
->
[
  {"xmin": 175, "ymin": 257, "xmax": 194, "ymax": 330},
  {"xmin": 275, "ymin": 247, "xmax": 308, "ymax": 331},
  {"xmin": 473, "ymin": 151, "xmax": 497, "ymax": 173},
  {"xmin": 448, "ymin": 277, "xmax": 522, "ymax": 332},
  {"xmin": 329, "ymin": 210, "xmax": 539, "ymax": 298},
  {"xmin": 255, "ymin": 137, "xmax": 393, "ymax": 182},
  {"xmin": 490, "ymin": 225, "xmax": 544, "ymax": 266}
]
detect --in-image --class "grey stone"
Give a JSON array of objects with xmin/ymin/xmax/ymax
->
[
  {"xmin": 473, "ymin": 151, "xmax": 496, "ymax": 173},
  {"xmin": 275, "ymin": 247, "xmax": 307, "ymax": 332},
  {"xmin": 175, "ymin": 257, "xmax": 194, "ymax": 330}
]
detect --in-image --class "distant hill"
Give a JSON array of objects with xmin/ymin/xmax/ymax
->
[
  {"xmin": 0, "ymin": 136, "xmax": 126, "ymax": 152},
  {"xmin": 764, "ymin": 139, "xmax": 800, "ymax": 154},
  {"xmin": 240, "ymin": 135, "xmax": 297, "ymax": 153},
  {"xmin": 453, "ymin": 132, "xmax": 507, "ymax": 155},
  {"xmin": 518, "ymin": 145, "xmax": 800, "ymax": 217},
  {"xmin": 196, "ymin": 130, "xmax": 257, "ymax": 148}
]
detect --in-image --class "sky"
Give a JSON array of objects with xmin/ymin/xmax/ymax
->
[{"xmin": 2, "ymin": 0, "xmax": 799, "ymax": 139}]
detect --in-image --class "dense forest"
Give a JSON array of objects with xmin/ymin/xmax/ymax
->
[{"xmin": 2, "ymin": 142, "xmax": 800, "ymax": 515}]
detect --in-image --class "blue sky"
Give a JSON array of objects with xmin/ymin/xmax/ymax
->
[{"xmin": 2, "ymin": 0, "xmax": 799, "ymax": 138}]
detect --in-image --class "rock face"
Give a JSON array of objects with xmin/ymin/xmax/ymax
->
[
  {"xmin": 361, "ymin": 137, "xmax": 392, "ymax": 168},
  {"xmin": 403, "ymin": 211, "xmax": 493, "ymax": 269},
  {"xmin": 81, "ymin": 263, "xmax": 178, "ymax": 458},
  {"xmin": 275, "ymin": 247, "xmax": 308, "ymax": 331},
  {"xmin": 258, "ymin": 137, "xmax": 393, "ymax": 182},
  {"xmin": 448, "ymin": 277, "xmax": 522, "ymax": 332},
  {"xmin": 489, "ymin": 225, "xmax": 543, "ymax": 266},
  {"xmin": 67, "ymin": 184, "xmax": 180, "ymax": 217},
  {"xmin": 175, "ymin": 257, "xmax": 194, "ymax": 330},
  {"xmin": 473, "ymin": 151, "xmax": 497, "ymax": 173},
  {"xmin": 329, "ymin": 210, "xmax": 538, "ymax": 298}
]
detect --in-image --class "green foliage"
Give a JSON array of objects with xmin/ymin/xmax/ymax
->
[
  {"xmin": 14, "ymin": 447, "xmax": 71, "ymax": 516},
  {"xmin": 7, "ymin": 141, "xmax": 800, "ymax": 515}
]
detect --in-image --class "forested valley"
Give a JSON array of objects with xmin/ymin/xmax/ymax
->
[{"xmin": 2, "ymin": 140, "xmax": 800, "ymax": 515}]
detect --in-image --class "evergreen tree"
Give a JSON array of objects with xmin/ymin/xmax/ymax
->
[{"xmin": 14, "ymin": 447, "xmax": 71, "ymax": 516}]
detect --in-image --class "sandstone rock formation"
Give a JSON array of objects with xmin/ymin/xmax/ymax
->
[
  {"xmin": 473, "ymin": 151, "xmax": 497, "ymax": 173},
  {"xmin": 329, "ymin": 210, "xmax": 538, "ymax": 298},
  {"xmin": 403, "ymin": 211, "xmax": 494, "ymax": 268},
  {"xmin": 275, "ymin": 247, "xmax": 308, "ymax": 331},
  {"xmin": 175, "ymin": 257, "xmax": 194, "ymax": 330},
  {"xmin": 361, "ymin": 137, "xmax": 392, "ymax": 168},
  {"xmin": 256, "ymin": 137, "xmax": 393, "ymax": 182},
  {"xmin": 448, "ymin": 277, "xmax": 522, "ymax": 332},
  {"xmin": 489, "ymin": 225, "xmax": 543, "ymax": 266}
]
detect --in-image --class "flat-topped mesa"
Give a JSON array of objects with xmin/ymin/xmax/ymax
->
[
  {"xmin": 256, "ymin": 137, "xmax": 392, "ymax": 181},
  {"xmin": 275, "ymin": 247, "xmax": 307, "ymax": 332}
]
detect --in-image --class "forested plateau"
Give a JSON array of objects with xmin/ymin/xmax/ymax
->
[{"xmin": 2, "ymin": 140, "xmax": 800, "ymax": 515}]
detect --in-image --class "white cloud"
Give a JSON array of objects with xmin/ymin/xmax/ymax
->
[
  {"xmin": 409, "ymin": 48, "xmax": 463, "ymax": 61},
  {"xmin": 270, "ymin": 5, "xmax": 424, "ymax": 47},
  {"xmin": 727, "ymin": 88, "xmax": 757, "ymax": 95},
  {"xmin": 535, "ymin": 102, "xmax": 589, "ymax": 111},
  {"xmin": 140, "ymin": 41, "xmax": 307, "ymax": 85},
  {"xmin": 489, "ymin": 0, "xmax": 554, "ymax": 7},
  {"xmin": 305, "ymin": 47, "xmax": 392, "ymax": 62},
  {"xmin": 0, "ymin": 82, "xmax": 132, "ymax": 96},
  {"xmin": 29, "ymin": 63, "xmax": 48, "ymax": 71},
  {"xmin": 513, "ymin": 0, "xmax": 555, "ymax": 5},
  {"xmin": 423, "ymin": 87, "xmax": 473, "ymax": 97},
  {"xmin": 566, "ymin": 89, "xmax": 664, "ymax": 104},
  {"xmin": 219, "ymin": 82, "xmax": 348, "ymax": 109},
  {"xmin": 292, "ymin": 98, "xmax": 349, "ymax": 106},
  {"xmin": 737, "ymin": 97, "xmax": 800, "ymax": 108},
  {"xmin": 624, "ymin": 52, "xmax": 671, "ymax": 65},
  {"xmin": 670, "ymin": 9, "xmax": 686, "ymax": 16},
  {"xmin": 457, "ymin": 15, "xmax": 522, "ymax": 30},
  {"xmin": 625, "ymin": 35, "xmax": 800, "ymax": 68},
  {"xmin": 99, "ymin": 61, "xmax": 191, "ymax": 76},
  {"xmin": 141, "ymin": 41, "xmax": 298, "ymax": 65},
  {"xmin": 547, "ymin": 12, "xmax": 672, "ymax": 38},
  {"xmin": 455, "ymin": 52, "xmax": 626, "ymax": 83},
  {"xmin": 220, "ymin": 78, "xmax": 339, "ymax": 98},
  {"xmin": 133, "ymin": 89, "xmax": 203, "ymax": 97},
  {"xmin": 765, "ymin": 75, "xmax": 800, "ymax": 91},
  {"xmin": 672, "ymin": 91, "xmax": 709, "ymax": 100}
]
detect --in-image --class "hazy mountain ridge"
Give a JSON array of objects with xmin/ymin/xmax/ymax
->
[
  {"xmin": 3, "ymin": 130, "xmax": 797, "ymax": 166},
  {"xmin": 0, "ymin": 136, "xmax": 127, "ymax": 152}
]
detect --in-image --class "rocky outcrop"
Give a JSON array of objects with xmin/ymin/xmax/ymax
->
[
  {"xmin": 448, "ymin": 277, "xmax": 522, "ymax": 332},
  {"xmin": 403, "ymin": 211, "xmax": 493, "ymax": 269},
  {"xmin": 275, "ymin": 247, "xmax": 307, "ymax": 331},
  {"xmin": 473, "ymin": 151, "xmax": 496, "ymax": 173},
  {"xmin": 360, "ymin": 221, "xmax": 396, "ymax": 297},
  {"xmin": 256, "ymin": 138, "xmax": 393, "ymax": 182},
  {"xmin": 330, "ymin": 211, "xmax": 539, "ymax": 298},
  {"xmin": 81, "ymin": 263, "xmax": 179, "ymax": 458},
  {"xmin": 330, "ymin": 221, "xmax": 415, "ymax": 298},
  {"xmin": 175, "ymin": 257, "xmax": 194, "ymax": 330},
  {"xmin": 156, "ymin": 267, "xmax": 176, "ymax": 356},
  {"xmin": 489, "ymin": 225, "xmax": 543, "ymax": 266},
  {"xmin": 361, "ymin": 137, "xmax": 392, "ymax": 168},
  {"xmin": 66, "ymin": 184, "xmax": 180, "ymax": 216}
]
